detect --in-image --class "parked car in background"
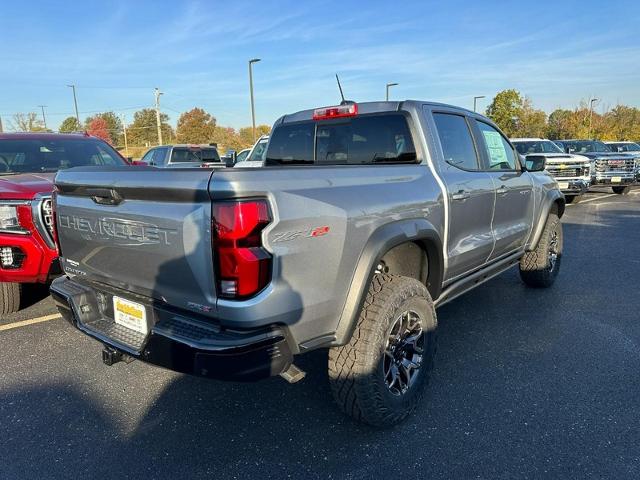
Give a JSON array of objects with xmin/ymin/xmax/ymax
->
[
  {"xmin": 512, "ymin": 138, "xmax": 591, "ymax": 203},
  {"xmin": 138, "ymin": 144, "xmax": 223, "ymax": 168},
  {"xmin": 235, "ymin": 148, "xmax": 250, "ymax": 163},
  {"xmin": 605, "ymin": 141, "xmax": 640, "ymax": 153},
  {"xmin": 0, "ymin": 132, "xmax": 128, "ymax": 314},
  {"xmin": 555, "ymin": 140, "xmax": 637, "ymax": 194},
  {"xmin": 234, "ymin": 135, "xmax": 269, "ymax": 168},
  {"xmin": 52, "ymin": 100, "xmax": 565, "ymax": 426}
]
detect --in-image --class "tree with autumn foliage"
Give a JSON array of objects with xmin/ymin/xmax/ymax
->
[
  {"xmin": 87, "ymin": 117, "xmax": 112, "ymax": 144},
  {"xmin": 176, "ymin": 108, "xmax": 217, "ymax": 144}
]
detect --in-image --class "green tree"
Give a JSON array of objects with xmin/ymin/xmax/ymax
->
[
  {"xmin": 485, "ymin": 89, "xmax": 524, "ymax": 137},
  {"xmin": 10, "ymin": 112, "xmax": 47, "ymax": 132},
  {"xmin": 85, "ymin": 112, "xmax": 122, "ymax": 145},
  {"xmin": 211, "ymin": 126, "xmax": 242, "ymax": 152},
  {"xmin": 603, "ymin": 105, "xmax": 640, "ymax": 141},
  {"xmin": 517, "ymin": 98, "xmax": 547, "ymax": 138},
  {"xmin": 59, "ymin": 116, "xmax": 81, "ymax": 133},
  {"xmin": 176, "ymin": 108, "xmax": 217, "ymax": 144},
  {"xmin": 546, "ymin": 109, "xmax": 575, "ymax": 139},
  {"xmin": 127, "ymin": 108, "xmax": 173, "ymax": 147}
]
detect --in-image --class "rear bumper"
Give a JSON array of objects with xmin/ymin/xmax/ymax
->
[{"xmin": 50, "ymin": 276, "xmax": 293, "ymax": 381}]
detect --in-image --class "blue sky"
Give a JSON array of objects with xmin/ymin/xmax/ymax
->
[{"xmin": 1, "ymin": 0, "xmax": 639, "ymax": 131}]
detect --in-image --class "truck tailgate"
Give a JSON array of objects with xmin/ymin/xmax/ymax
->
[{"xmin": 54, "ymin": 167, "xmax": 218, "ymax": 313}]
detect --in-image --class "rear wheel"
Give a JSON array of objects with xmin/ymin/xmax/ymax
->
[
  {"xmin": 612, "ymin": 186, "xmax": 631, "ymax": 195},
  {"xmin": 328, "ymin": 274, "xmax": 437, "ymax": 427},
  {"xmin": 0, "ymin": 282, "xmax": 21, "ymax": 316},
  {"xmin": 519, "ymin": 212, "xmax": 563, "ymax": 288}
]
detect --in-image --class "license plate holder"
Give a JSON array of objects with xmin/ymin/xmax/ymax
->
[
  {"xmin": 113, "ymin": 296, "xmax": 149, "ymax": 335},
  {"xmin": 611, "ymin": 176, "xmax": 622, "ymax": 183},
  {"xmin": 557, "ymin": 182, "xmax": 569, "ymax": 190}
]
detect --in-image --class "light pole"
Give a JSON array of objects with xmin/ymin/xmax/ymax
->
[
  {"xmin": 38, "ymin": 105, "xmax": 48, "ymax": 130},
  {"xmin": 121, "ymin": 114, "xmax": 129, "ymax": 157},
  {"xmin": 249, "ymin": 58, "xmax": 261, "ymax": 142},
  {"xmin": 67, "ymin": 84, "xmax": 80, "ymax": 127},
  {"xmin": 473, "ymin": 95, "xmax": 485, "ymax": 112},
  {"xmin": 589, "ymin": 97, "xmax": 599, "ymax": 139},
  {"xmin": 154, "ymin": 87, "xmax": 164, "ymax": 146},
  {"xmin": 386, "ymin": 82, "xmax": 398, "ymax": 101}
]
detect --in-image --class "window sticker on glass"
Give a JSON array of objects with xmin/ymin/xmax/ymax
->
[{"xmin": 482, "ymin": 130, "xmax": 508, "ymax": 166}]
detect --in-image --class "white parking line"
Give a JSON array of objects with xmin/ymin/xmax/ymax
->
[
  {"xmin": 566, "ymin": 193, "xmax": 617, "ymax": 206},
  {"xmin": 0, "ymin": 313, "xmax": 62, "ymax": 332}
]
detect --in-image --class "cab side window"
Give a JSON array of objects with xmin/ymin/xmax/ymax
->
[
  {"xmin": 152, "ymin": 147, "xmax": 168, "ymax": 165},
  {"xmin": 433, "ymin": 113, "xmax": 479, "ymax": 170},
  {"xmin": 475, "ymin": 121, "xmax": 518, "ymax": 171}
]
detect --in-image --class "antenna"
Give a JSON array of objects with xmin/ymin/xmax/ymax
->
[{"xmin": 335, "ymin": 74, "xmax": 346, "ymax": 104}]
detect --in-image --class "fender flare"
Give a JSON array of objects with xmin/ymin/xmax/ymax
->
[
  {"xmin": 332, "ymin": 219, "xmax": 444, "ymax": 346},
  {"xmin": 527, "ymin": 189, "xmax": 565, "ymax": 251}
]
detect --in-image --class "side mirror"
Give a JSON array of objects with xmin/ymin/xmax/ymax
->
[
  {"xmin": 224, "ymin": 157, "xmax": 236, "ymax": 168},
  {"xmin": 525, "ymin": 155, "xmax": 546, "ymax": 172},
  {"xmin": 226, "ymin": 150, "xmax": 237, "ymax": 161}
]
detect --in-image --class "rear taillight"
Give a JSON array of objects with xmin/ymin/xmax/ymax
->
[{"xmin": 212, "ymin": 199, "xmax": 271, "ymax": 299}]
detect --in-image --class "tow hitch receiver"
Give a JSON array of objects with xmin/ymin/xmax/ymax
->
[{"xmin": 102, "ymin": 346, "xmax": 133, "ymax": 366}]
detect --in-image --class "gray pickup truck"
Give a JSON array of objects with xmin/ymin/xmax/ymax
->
[{"xmin": 51, "ymin": 101, "xmax": 565, "ymax": 426}]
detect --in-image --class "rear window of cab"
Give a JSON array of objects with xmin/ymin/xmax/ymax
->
[{"xmin": 265, "ymin": 113, "xmax": 417, "ymax": 165}]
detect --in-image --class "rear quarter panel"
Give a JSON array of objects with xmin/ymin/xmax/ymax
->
[{"xmin": 209, "ymin": 164, "xmax": 444, "ymax": 347}]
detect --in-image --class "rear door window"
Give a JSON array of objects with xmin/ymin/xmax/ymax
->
[
  {"xmin": 433, "ymin": 113, "xmax": 479, "ymax": 170},
  {"xmin": 266, "ymin": 114, "xmax": 417, "ymax": 165},
  {"xmin": 475, "ymin": 121, "xmax": 519, "ymax": 170}
]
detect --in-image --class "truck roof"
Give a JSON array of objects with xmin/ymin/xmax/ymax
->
[
  {"xmin": 277, "ymin": 100, "xmax": 479, "ymax": 124},
  {"xmin": 511, "ymin": 138, "xmax": 546, "ymax": 142},
  {"xmin": 0, "ymin": 132, "xmax": 94, "ymax": 141}
]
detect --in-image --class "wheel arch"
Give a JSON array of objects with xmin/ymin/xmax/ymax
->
[
  {"xmin": 333, "ymin": 219, "xmax": 444, "ymax": 346},
  {"xmin": 527, "ymin": 189, "xmax": 565, "ymax": 252}
]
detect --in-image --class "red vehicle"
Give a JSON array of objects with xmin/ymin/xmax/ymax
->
[{"xmin": 0, "ymin": 132, "xmax": 128, "ymax": 314}]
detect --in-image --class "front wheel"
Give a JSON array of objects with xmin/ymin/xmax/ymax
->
[
  {"xmin": 612, "ymin": 186, "xmax": 631, "ymax": 195},
  {"xmin": 519, "ymin": 212, "xmax": 563, "ymax": 288},
  {"xmin": 328, "ymin": 274, "xmax": 437, "ymax": 427},
  {"xmin": 564, "ymin": 195, "xmax": 580, "ymax": 204},
  {"xmin": 0, "ymin": 282, "xmax": 21, "ymax": 315}
]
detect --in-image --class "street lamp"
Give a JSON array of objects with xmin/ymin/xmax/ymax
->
[
  {"xmin": 589, "ymin": 97, "xmax": 599, "ymax": 139},
  {"xmin": 67, "ymin": 84, "xmax": 80, "ymax": 127},
  {"xmin": 386, "ymin": 82, "xmax": 398, "ymax": 101},
  {"xmin": 249, "ymin": 58, "xmax": 261, "ymax": 142},
  {"xmin": 473, "ymin": 95, "xmax": 486, "ymax": 112},
  {"xmin": 38, "ymin": 105, "xmax": 48, "ymax": 130}
]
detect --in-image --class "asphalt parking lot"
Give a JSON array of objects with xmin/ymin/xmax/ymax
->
[{"xmin": 1, "ymin": 189, "xmax": 639, "ymax": 479}]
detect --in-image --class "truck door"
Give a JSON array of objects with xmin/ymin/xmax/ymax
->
[
  {"xmin": 430, "ymin": 111, "xmax": 496, "ymax": 281},
  {"xmin": 472, "ymin": 120, "xmax": 534, "ymax": 259}
]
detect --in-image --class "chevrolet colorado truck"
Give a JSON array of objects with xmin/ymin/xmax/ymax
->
[
  {"xmin": 555, "ymin": 139, "xmax": 638, "ymax": 194},
  {"xmin": 512, "ymin": 138, "xmax": 591, "ymax": 203},
  {"xmin": 0, "ymin": 132, "xmax": 128, "ymax": 314},
  {"xmin": 51, "ymin": 101, "xmax": 565, "ymax": 426}
]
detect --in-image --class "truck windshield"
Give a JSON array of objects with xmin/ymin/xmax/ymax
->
[
  {"xmin": 514, "ymin": 141, "xmax": 563, "ymax": 155},
  {"xmin": 266, "ymin": 114, "xmax": 417, "ymax": 165},
  {"xmin": 0, "ymin": 138, "xmax": 126, "ymax": 174},
  {"xmin": 246, "ymin": 138, "xmax": 268, "ymax": 162},
  {"xmin": 170, "ymin": 147, "xmax": 220, "ymax": 163},
  {"xmin": 563, "ymin": 141, "xmax": 612, "ymax": 153}
]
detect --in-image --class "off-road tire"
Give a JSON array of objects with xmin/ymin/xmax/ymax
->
[
  {"xmin": 612, "ymin": 186, "xmax": 631, "ymax": 195},
  {"xmin": 0, "ymin": 282, "xmax": 21, "ymax": 316},
  {"xmin": 519, "ymin": 212, "xmax": 562, "ymax": 288},
  {"xmin": 328, "ymin": 274, "xmax": 437, "ymax": 427},
  {"xmin": 564, "ymin": 195, "xmax": 580, "ymax": 204}
]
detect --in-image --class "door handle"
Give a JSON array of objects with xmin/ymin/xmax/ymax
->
[
  {"xmin": 496, "ymin": 185, "xmax": 508, "ymax": 196},
  {"xmin": 451, "ymin": 190, "xmax": 470, "ymax": 201}
]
